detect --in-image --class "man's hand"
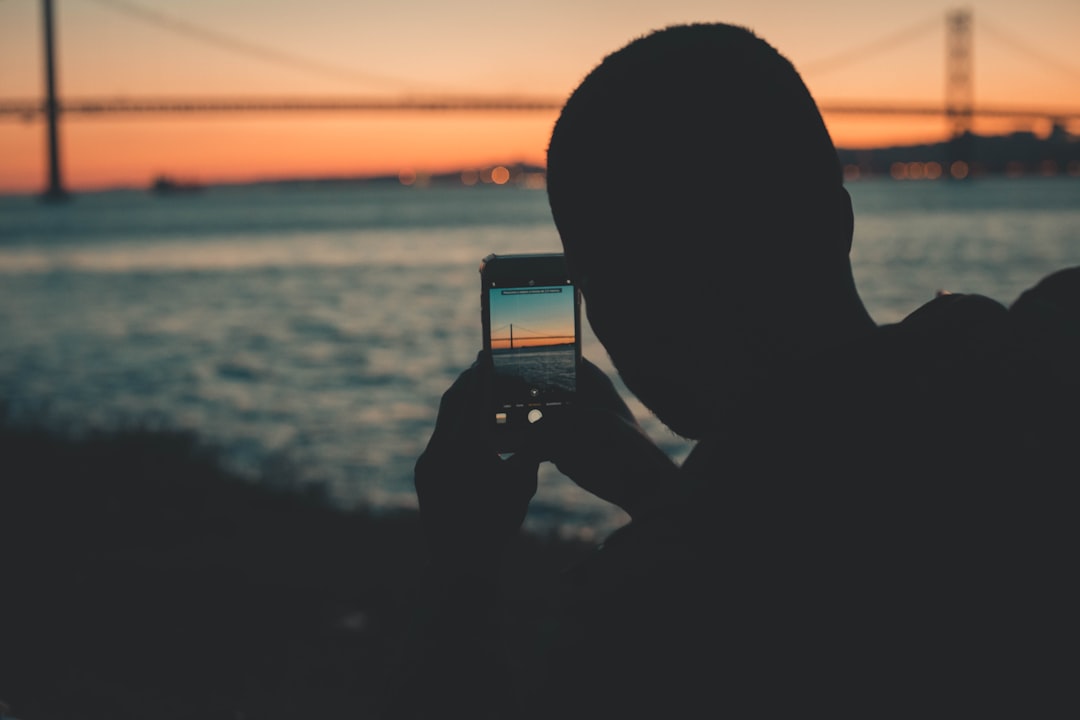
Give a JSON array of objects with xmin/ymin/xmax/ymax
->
[
  {"xmin": 539, "ymin": 359, "xmax": 682, "ymax": 519},
  {"xmin": 414, "ymin": 359, "xmax": 539, "ymax": 577}
]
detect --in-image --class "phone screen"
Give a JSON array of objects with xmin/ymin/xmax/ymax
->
[{"xmin": 481, "ymin": 254, "xmax": 580, "ymax": 453}]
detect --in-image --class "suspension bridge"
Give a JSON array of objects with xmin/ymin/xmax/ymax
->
[
  {"xmin": 490, "ymin": 324, "xmax": 575, "ymax": 350},
  {"xmin": 7, "ymin": 1, "xmax": 1080, "ymax": 199}
]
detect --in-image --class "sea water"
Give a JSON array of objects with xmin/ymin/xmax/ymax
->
[{"xmin": 1, "ymin": 177, "xmax": 1078, "ymax": 539}]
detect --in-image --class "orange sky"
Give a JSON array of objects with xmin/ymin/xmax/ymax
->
[{"xmin": 2, "ymin": 0, "xmax": 1078, "ymax": 194}]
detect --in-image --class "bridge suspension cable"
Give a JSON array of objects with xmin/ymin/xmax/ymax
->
[
  {"xmin": 800, "ymin": 13, "xmax": 942, "ymax": 77},
  {"xmin": 84, "ymin": 0, "xmax": 455, "ymax": 93},
  {"xmin": 977, "ymin": 16, "xmax": 1080, "ymax": 82}
]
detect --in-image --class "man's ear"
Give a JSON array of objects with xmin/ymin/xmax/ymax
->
[
  {"xmin": 836, "ymin": 186, "xmax": 855, "ymax": 255},
  {"xmin": 791, "ymin": 185, "xmax": 854, "ymax": 263}
]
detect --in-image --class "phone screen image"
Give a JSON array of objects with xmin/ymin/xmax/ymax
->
[{"xmin": 488, "ymin": 283, "xmax": 577, "ymax": 415}]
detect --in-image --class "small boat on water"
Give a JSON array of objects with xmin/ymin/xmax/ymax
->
[{"xmin": 150, "ymin": 175, "xmax": 205, "ymax": 194}]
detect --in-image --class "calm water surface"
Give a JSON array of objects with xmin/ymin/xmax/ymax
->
[{"xmin": 1, "ymin": 177, "xmax": 1078, "ymax": 538}]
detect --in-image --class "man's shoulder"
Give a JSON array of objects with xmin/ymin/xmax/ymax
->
[
  {"xmin": 1007, "ymin": 265, "xmax": 1080, "ymax": 383},
  {"xmin": 1003, "ymin": 266, "xmax": 1080, "ymax": 457},
  {"xmin": 861, "ymin": 266, "xmax": 1080, "ymax": 475},
  {"xmin": 879, "ymin": 289, "xmax": 1009, "ymax": 360},
  {"xmin": 882, "ymin": 264, "xmax": 1080, "ymax": 365}
]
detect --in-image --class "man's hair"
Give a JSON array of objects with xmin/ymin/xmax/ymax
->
[{"xmin": 547, "ymin": 23, "xmax": 845, "ymax": 267}]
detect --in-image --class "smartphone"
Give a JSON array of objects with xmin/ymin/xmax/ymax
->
[{"xmin": 479, "ymin": 252, "xmax": 581, "ymax": 455}]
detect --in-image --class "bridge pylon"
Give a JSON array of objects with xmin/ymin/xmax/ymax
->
[
  {"xmin": 41, "ymin": 0, "xmax": 68, "ymax": 201},
  {"xmin": 946, "ymin": 7, "xmax": 974, "ymax": 176}
]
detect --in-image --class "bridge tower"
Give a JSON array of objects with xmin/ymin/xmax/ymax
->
[
  {"xmin": 945, "ymin": 8, "xmax": 974, "ymax": 175},
  {"xmin": 41, "ymin": 0, "xmax": 68, "ymax": 201}
]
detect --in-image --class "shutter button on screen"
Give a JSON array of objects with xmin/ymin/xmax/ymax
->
[{"xmin": 528, "ymin": 409, "xmax": 543, "ymax": 424}]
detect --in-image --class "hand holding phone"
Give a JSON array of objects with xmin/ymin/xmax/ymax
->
[
  {"xmin": 480, "ymin": 253, "xmax": 581, "ymax": 455},
  {"xmin": 543, "ymin": 357, "xmax": 682, "ymax": 518},
  {"xmin": 415, "ymin": 361, "xmax": 540, "ymax": 570}
]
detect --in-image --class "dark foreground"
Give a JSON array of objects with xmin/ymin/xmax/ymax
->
[{"xmin": 0, "ymin": 413, "xmax": 591, "ymax": 719}]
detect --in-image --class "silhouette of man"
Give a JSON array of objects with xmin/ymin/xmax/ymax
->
[{"xmin": 384, "ymin": 22, "xmax": 1079, "ymax": 719}]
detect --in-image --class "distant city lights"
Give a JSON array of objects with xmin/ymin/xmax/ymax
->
[{"xmin": 396, "ymin": 163, "xmax": 546, "ymax": 188}]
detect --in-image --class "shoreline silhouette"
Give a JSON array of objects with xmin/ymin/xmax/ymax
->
[{"xmin": 0, "ymin": 410, "xmax": 593, "ymax": 718}]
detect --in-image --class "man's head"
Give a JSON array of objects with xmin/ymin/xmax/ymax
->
[{"xmin": 547, "ymin": 22, "xmax": 870, "ymax": 439}]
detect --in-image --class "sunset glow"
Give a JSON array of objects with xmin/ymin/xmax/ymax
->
[
  {"xmin": 490, "ymin": 335, "xmax": 575, "ymax": 351},
  {"xmin": 2, "ymin": 0, "xmax": 1078, "ymax": 195}
]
